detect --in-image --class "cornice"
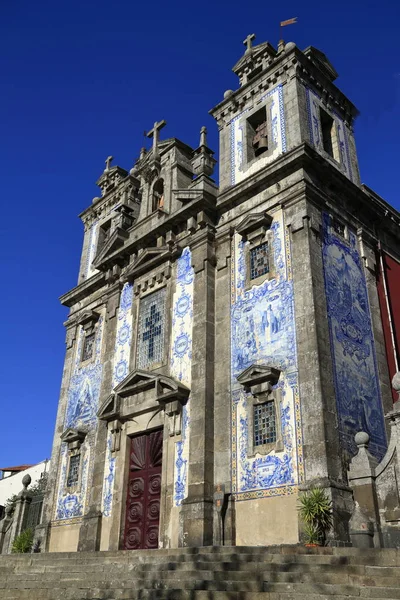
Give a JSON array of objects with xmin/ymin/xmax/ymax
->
[{"xmin": 59, "ymin": 272, "xmax": 106, "ymax": 308}]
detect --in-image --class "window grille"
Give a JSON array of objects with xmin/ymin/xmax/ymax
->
[
  {"xmin": 253, "ymin": 401, "xmax": 277, "ymax": 446},
  {"xmin": 82, "ymin": 333, "xmax": 95, "ymax": 362},
  {"xmin": 67, "ymin": 454, "xmax": 80, "ymax": 487},
  {"xmin": 250, "ymin": 242, "xmax": 269, "ymax": 280}
]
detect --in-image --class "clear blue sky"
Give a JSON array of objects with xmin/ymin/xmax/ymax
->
[{"xmin": 0, "ymin": 0, "xmax": 399, "ymax": 468}]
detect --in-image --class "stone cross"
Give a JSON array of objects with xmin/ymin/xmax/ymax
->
[
  {"xmin": 105, "ymin": 156, "xmax": 113, "ymax": 171},
  {"xmin": 146, "ymin": 120, "xmax": 167, "ymax": 154},
  {"xmin": 243, "ymin": 33, "xmax": 256, "ymax": 53}
]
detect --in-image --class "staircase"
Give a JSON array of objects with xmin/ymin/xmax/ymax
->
[{"xmin": 1, "ymin": 545, "xmax": 400, "ymax": 600}]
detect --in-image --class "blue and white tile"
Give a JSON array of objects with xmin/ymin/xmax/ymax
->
[
  {"xmin": 322, "ymin": 213, "xmax": 387, "ymax": 460},
  {"xmin": 171, "ymin": 247, "xmax": 194, "ymax": 506},
  {"xmin": 230, "ymin": 84, "xmax": 286, "ymax": 186},
  {"xmin": 231, "ymin": 210, "xmax": 302, "ymax": 499}
]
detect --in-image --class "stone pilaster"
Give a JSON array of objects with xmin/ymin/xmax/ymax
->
[
  {"xmin": 213, "ymin": 229, "xmax": 235, "ymax": 545},
  {"xmin": 179, "ymin": 227, "xmax": 215, "ymax": 546},
  {"xmin": 287, "ymin": 199, "xmax": 352, "ymax": 542}
]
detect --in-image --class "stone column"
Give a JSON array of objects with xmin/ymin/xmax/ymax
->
[
  {"xmin": 179, "ymin": 227, "xmax": 215, "ymax": 546},
  {"xmin": 78, "ymin": 285, "xmax": 121, "ymax": 551},
  {"xmin": 39, "ymin": 319, "xmax": 78, "ymax": 551},
  {"xmin": 8, "ymin": 475, "xmax": 33, "ymax": 551},
  {"xmin": 347, "ymin": 432, "xmax": 380, "ymax": 548},
  {"xmin": 213, "ymin": 228, "xmax": 235, "ymax": 545}
]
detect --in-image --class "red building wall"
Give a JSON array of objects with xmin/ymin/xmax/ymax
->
[{"xmin": 377, "ymin": 251, "xmax": 400, "ymax": 402}]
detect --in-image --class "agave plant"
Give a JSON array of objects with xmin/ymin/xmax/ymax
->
[
  {"xmin": 11, "ymin": 528, "xmax": 34, "ymax": 553},
  {"xmin": 298, "ymin": 487, "xmax": 333, "ymax": 545}
]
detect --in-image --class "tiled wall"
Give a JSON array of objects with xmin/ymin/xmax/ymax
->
[
  {"xmin": 170, "ymin": 248, "xmax": 194, "ymax": 506},
  {"xmin": 231, "ymin": 211, "xmax": 304, "ymax": 501},
  {"xmin": 229, "ymin": 84, "xmax": 286, "ymax": 186},
  {"xmin": 322, "ymin": 213, "xmax": 387, "ymax": 460},
  {"xmin": 55, "ymin": 318, "xmax": 104, "ymax": 521}
]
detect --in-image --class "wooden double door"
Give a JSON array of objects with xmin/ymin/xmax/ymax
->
[{"xmin": 123, "ymin": 429, "xmax": 163, "ymax": 550}]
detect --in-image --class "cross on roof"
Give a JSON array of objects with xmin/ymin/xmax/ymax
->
[
  {"xmin": 105, "ymin": 156, "xmax": 113, "ymax": 171},
  {"xmin": 146, "ymin": 120, "xmax": 167, "ymax": 154},
  {"xmin": 243, "ymin": 33, "xmax": 256, "ymax": 53}
]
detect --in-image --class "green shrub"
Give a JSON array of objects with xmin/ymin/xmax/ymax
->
[
  {"xmin": 11, "ymin": 528, "xmax": 34, "ymax": 553},
  {"xmin": 298, "ymin": 487, "xmax": 333, "ymax": 545}
]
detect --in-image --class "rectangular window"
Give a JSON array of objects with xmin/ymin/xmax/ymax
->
[
  {"xmin": 97, "ymin": 219, "xmax": 112, "ymax": 255},
  {"xmin": 137, "ymin": 288, "xmax": 166, "ymax": 369},
  {"xmin": 67, "ymin": 454, "xmax": 80, "ymax": 487},
  {"xmin": 246, "ymin": 106, "xmax": 268, "ymax": 161},
  {"xmin": 331, "ymin": 217, "xmax": 345, "ymax": 238},
  {"xmin": 320, "ymin": 107, "xmax": 340, "ymax": 162},
  {"xmin": 82, "ymin": 332, "xmax": 95, "ymax": 362},
  {"xmin": 250, "ymin": 242, "xmax": 270, "ymax": 280},
  {"xmin": 254, "ymin": 401, "xmax": 277, "ymax": 446}
]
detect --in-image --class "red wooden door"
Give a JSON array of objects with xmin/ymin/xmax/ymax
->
[{"xmin": 124, "ymin": 429, "xmax": 163, "ymax": 550}]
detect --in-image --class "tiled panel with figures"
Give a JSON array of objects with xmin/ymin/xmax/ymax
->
[
  {"xmin": 170, "ymin": 248, "xmax": 194, "ymax": 506},
  {"xmin": 137, "ymin": 288, "xmax": 167, "ymax": 369},
  {"xmin": 55, "ymin": 319, "xmax": 104, "ymax": 521},
  {"xmin": 322, "ymin": 214, "xmax": 387, "ymax": 460},
  {"xmin": 231, "ymin": 211, "xmax": 304, "ymax": 501},
  {"xmin": 102, "ymin": 282, "xmax": 134, "ymax": 517},
  {"xmin": 229, "ymin": 84, "xmax": 286, "ymax": 186}
]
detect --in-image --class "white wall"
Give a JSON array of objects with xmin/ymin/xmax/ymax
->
[{"xmin": 0, "ymin": 461, "xmax": 49, "ymax": 507}]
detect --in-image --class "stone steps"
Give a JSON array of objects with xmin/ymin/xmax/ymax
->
[{"xmin": 1, "ymin": 546, "xmax": 400, "ymax": 600}]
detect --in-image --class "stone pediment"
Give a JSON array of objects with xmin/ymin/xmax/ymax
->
[
  {"xmin": 60, "ymin": 428, "xmax": 87, "ymax": 444},
  {"xmin": 236, "ymin": 211, "xmax": 273, "ymax": 240},
  {"xmin": 232, "ymin": 41, "xmax": 277, "ymax": 74},
  {"xmin": 114, "ymin": 369, "xmax": 189, "ymax": 402},
  {"xmin": 99, "ymin": 370, "xmax": 190, "ymax": 435},
  {"xmin": 237, "ymin": 364, "xmax": 281, "ymax": 390},
  {"xmin": 124, "ymin": 246, "xmax": 176, "ymax": 281},
  {"xmin": 92, "ymin": 227, "xmax": 129, "ymax": 271},
  {"xmin": 97, "ymin": 393, "xmax": 121, "ymax": 421}
]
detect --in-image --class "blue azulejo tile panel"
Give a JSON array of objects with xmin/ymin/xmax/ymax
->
[
  {"xmin": 231, "ymin": 210, "xmax": 304, "ymax": 500},
  {"xmin": 322, "ymin": 213, "xmax": 387, "ymax": 461},
  {"xmin": 170, "ymin": 247, "xmax": 194, "ymax": 506},
  {"xmin": 100, "ymin": 282, "xmax": 134, "ymax": 519},
  {"xmin": 113, "ymin": 283, "xmax": 134, "ymax": 386},
  {"xmin": 55, "ymin": 317, "xmax": 105, "ymax": 521},
  {"xmin": 102, "ymin": 431, "xmax": 116, "ymax": 517},
  {"xmin": 55, "ymin": 436, "xmax": 93, "ymax": 520},
  {"xmin": 230, "ymin": 84, "xmax": 286, "ymax": 186},
  {"xmin": 137, "ymin": 288, "xmax": 167, "ymax": 369},
  {"xmin": 306, "ymin": 87, "xmax": 352, "ymax": 182},
  {"xmin": 65, "ymin": 318, "xmax": 104, "ymax": 431}
]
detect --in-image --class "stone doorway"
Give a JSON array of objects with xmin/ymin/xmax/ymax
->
[{"xmin": 123, "ymin": 428, "xmax": 163, "ymax": 550}]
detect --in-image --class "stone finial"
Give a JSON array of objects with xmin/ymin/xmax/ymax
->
[
  {"xmin": 199, "ymin": 126, "xmax": 207, "ymax": 147},
  {"xmin": 22, "ymin": 474, "xmax": 31, "ymax": 491},
  {"xmin": 243, "ymin": 33, "xmax": 256, "ymax": 53},
  {"xmin": 392, "ymin": 372, "xmax": 400, "ymax": 403},
  {"xmin": 277, "ymin": 39, "xmax": 286, "ymax": 53},
  {"xmin": 139, "ymin": 147, "xmax": 147, "ymax": 161},
  {"xmin": 355, "ymin": 431, "xmax": 370, "ymax": 448}
]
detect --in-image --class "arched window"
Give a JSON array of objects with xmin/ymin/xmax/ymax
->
[{"xmin": 152, "ymin": 178, "xmax": 164, "ymax": 212}]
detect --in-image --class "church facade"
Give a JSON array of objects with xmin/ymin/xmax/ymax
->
[{"xmin": 40, "ymin": 35, "xmax": 400, "ymax": 552}]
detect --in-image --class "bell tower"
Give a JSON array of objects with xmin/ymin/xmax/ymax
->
[
  {"xmin": 210, "ymin": 34, "xmax": 391, "ymax": 545},
  {"xmin": 211, "ymin": 35, "xmax": 360, "ymax": 191}
]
